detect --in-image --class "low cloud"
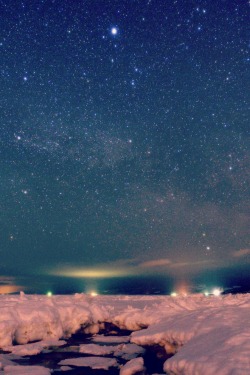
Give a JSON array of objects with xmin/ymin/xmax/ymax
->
[
  {"xmin": 139, "ymin": 258, "xmax": 172, "ymax": 268},
  {"xmin": 52, "ymin": 267, "xmax": 129, "ymax": 278},
  {"xmin": 170, "ymin": 259, "xmax": 215, "ymax": 269},
  {"xmin": 232, "ymin": 249, "xmax": 250, "ymax": 258}
]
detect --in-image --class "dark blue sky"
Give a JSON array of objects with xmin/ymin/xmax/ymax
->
[{"xmin": 0, "ymin": 0, "xmax": 249, "ymax": 291}]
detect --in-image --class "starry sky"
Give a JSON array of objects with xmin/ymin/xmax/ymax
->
[{"xmin": 0, "ymin": 0, "xmax": 249, "ymax": 292}]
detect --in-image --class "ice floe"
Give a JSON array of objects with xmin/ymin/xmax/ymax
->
[
  {"xmin": 120, "ymin": 357, "xmax": 145, "ymax": 375},
  {"xmin": 91, "ymin": 334, "xmax": 131, "ymax": 343},
  {"xmin": 58, "ymin": 356, "xmax": 118, "ymax": 369},
  {"xmin": 3, "ymin": 365, "xmax": 51, "ymax": 374},
  {"xmin": 79, "ymin": 342, "xmax": 145, "ymax": 360},
  {"xmin": 4, "ymin": 340, "xmax": 66, "ymax": 356}
]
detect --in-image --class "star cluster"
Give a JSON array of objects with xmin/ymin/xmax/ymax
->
[{"xmin": 0, "ymin": 0, "xmax": 249, "ymax": 281}]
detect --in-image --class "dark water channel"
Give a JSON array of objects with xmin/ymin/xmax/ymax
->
[{"xmin": 6, "ymin": 324, "xmax": 172, "ymax": 374}]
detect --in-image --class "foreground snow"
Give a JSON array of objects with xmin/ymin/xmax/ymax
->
[{"xmin": 0, "ymin": 292, "xmax": 249, "ymax": 374}]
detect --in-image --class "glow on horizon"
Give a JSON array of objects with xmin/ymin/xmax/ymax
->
[
  {"xmin": 52, "ymin": 267, "xmax": 130, "ymax": 278},
  {"xmin": 0, "ymin": 285, "xmax": 24, "ymax": 294}
]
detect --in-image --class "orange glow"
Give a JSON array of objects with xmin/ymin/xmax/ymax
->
[
  {"xmin": 52, "ymin": 267, "xmax": 129, "ymax": 278},
  {"xmin": 174, "ymin": 280, "xmax": 191, "ymax": 296},
  {"xmin": 0, "ymin": 285, "xmax": 24, "ymax": 294}
]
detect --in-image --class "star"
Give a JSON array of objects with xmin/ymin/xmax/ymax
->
[{"xmin": 111, "ymin": 27, "xmax": 118, "ymax": 35}]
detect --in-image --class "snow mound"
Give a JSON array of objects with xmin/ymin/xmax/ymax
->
[
  {"xmin": 0, "ymin": 294, "xmax": 107, "ymax": 347},
  {"xmin": 131, "ymin": 295, "xmax": 250, "ymax": 374}
]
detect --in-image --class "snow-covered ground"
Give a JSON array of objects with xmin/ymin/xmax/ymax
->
[{"xmin": 0, "ymin": 292, "xmax": 249, "ymax": 374}]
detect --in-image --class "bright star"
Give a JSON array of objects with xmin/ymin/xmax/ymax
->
[{"xmin": 111, "ymin": 27, "xmax": 118, "ymax": 35}]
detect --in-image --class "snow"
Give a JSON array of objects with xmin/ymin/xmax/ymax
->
[
  {"xmin": 120, "ymin": 357, "xmax": 145, "ymax": 375},
  {"xmin": 58, "ymin": 356, "xmax": 118, "ymax": 369},
  {"xmin": 0, "ymin": 292, "xmax": 249, "ymax": 374}
]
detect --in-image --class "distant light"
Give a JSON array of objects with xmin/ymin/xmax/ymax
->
[
  {"xmin": 47, "ymin": 291, "xmax": 53, "ymax": 297},
  {"xmin": 204, "ymin": 291, "xmax": 209, "ymax": 296},
  {"xmin": 212, "ymin": 288, "xmax": 222, "ymax": 296},
  {"xmin": 171, "ymin": 292, "xmax": 177, "ymax": 297},
  {"xmin": 90, "ymin": 291, "xmax": 98, "ymax": 297},
  {"xmin": 111, "ymin": 27, "xmax": 118, "ymax": 35}
]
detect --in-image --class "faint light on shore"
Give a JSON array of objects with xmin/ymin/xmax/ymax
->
[
  {"xmin": 171, "ymin": 292, "xmax": 177, "ymax": 297},
  {"xmin": 204, "ymin": 291, "xmax": 209, "ymax": 296},
  {"xmin": 47, "ymin": 291, "xmax": 53, "ymax": 297},
  {"xmin": 90, "ymin": 291, "xmax": 98, "ymax": 297}
]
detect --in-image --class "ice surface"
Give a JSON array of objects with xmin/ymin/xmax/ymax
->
[
  {"xmin": 58, "ymin": 356, "xmax": 118, "ymax": 369},
  {"xmin": 120, "ymin": 357, "xmax": 144, "ymax": 375},
  {"xmin": 4, "ymin": 365, "xmax": 51, "ymax": 374},
  {"xmin": 4, "ymin": 339, "xmax": 66, "ymax": 356},
  {"xmin": 0, "ymin": 293, "xmax": 249, "ymax": 374},
  {"xmin": 79, "ymin": 343, "xmax": 117, "ymax": 355},
  {"xmin": 59, "ymin": 366, "xmax": 72, "ymax": 371},
  {"xmin": 114, "ymin": 343, "xmax": 145, "ymax": 360},
  {"xmin": 91, "ymin": 334, "xmax": 131, "ymax": 343},
  {"xmin": 79, "ymin": 342, "xmax": 145, "ymax": 359}
]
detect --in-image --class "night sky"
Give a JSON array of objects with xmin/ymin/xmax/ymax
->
[{"xmin": 0, "ymin": 0, "xmax": 249, "ymax": 293}]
